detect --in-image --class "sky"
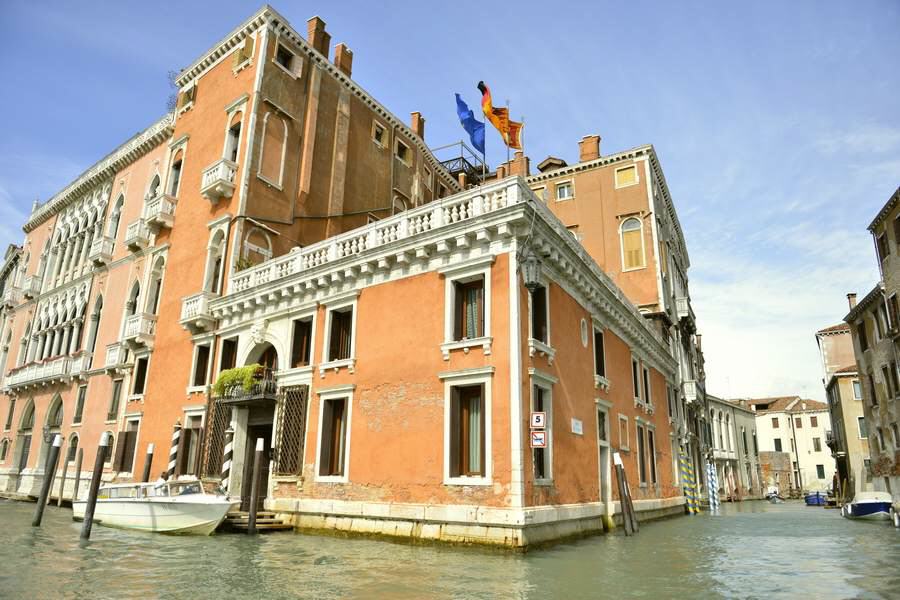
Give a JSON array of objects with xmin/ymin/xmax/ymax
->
[{"xmin": 1, "ymin": 1, "xmax": 898, "ymax": 401}]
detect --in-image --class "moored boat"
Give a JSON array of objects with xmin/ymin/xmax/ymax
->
[
  {"xmin": 804, "ymin": 491, "xmax": 827, "ymax": 506},
  {"xmin": 72, "ymin": 479, "xmax": 239, "ymax": 535},
  {"xmin": 840, "ymin": 491, "xmax": 892, "ymax": 521}
]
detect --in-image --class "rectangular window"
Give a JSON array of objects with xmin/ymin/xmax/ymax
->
[
  {"xmin": 450, "ymin": 385, "xmax": 485, "ymax": 477},
  {"xmin": 632, "ymin": 359, "xmax": 640, "ymax": 401},
  {"xmin": 597, "ymin": 409, "xmax": 608, "ymax": 443},
  {"xmin": 192, "ymin": 345, "xmax": 210, "ymax": 387},
  {"xmin": 220, "ymin": 338, "xmax": 237, "ymax": 371},
  {"xmin": 891, "ymin": 362, "xmax": 900, "ymax": 397},
  {"xmin": 113, "ymin": 419, "xmax": 139, "ymax": 473},
  {"xmin": 877, "ymin": 233, "xmax": 890, "ymax": 262},
  {"xmin": 648, "ymin": 429, "xmax": 657, "ymax": 484},
  {"xmin": 742, "ymin": 428, "xmax": 748, "ymax": 454},
  {"xmin": 667, "ymin": 385, "xmax": 675, "ymax": 418},
  {"xmin": 372, "ymin": 121, "xmax": 386, "ymax": 147},
  {"xmin": 328, "ymin": 308, "xmax": 353, "ymax": 362},
  {"xmin": 169, "ymin": 159, "xmax": 182, "ymax": 196},
  {"xmin": 882, "ymin": 366, "xmax": 894, "ymax": 398},
  {"xmin": 555, "ymin": 181, "xmax": 573, "ymax": 200},
  {"xmin": 423, "ymin": 166, "xmax": 432, "ymax": 189},
  {"xmin": 454, "ymin": 278, "xmax": 484, "ymax": 340},
  {"xmin": 74, "ymin": 385, "xmax": 87, "ymax": 424},
  {"xmin": 178, "ymin": 414, "xmax": 203, "ymax": 476},
  {"xmin": 233, "ymin": 36, "xmax": 254, "ymax": 66},
  {"xmin": 593, "ymin": 329, "xmax": 606, "ymax": 378},
  {"xmin": 857, "ymin": 320, "xmax": 869, "ymax": 351},
  {"xmin": 532, "ymin": 385, "xmax": 551, "ymax": 481},
  {"xmin": 795, "ymin": 417, "xmax": 803, "ymax": 429},
  {"xmin": 889, "ymin": 295, "xmax": 899, "ymax": 330},
  {"xmin": 637, "ymin": 424, "xmax": 647, "ymax": 484},
  {"xmin": 772, "ymin": 417, "xmax": 779, "ymax": 428},
  {"xmin": 774, "ymin": 438, "xmax": 783, "ymax": 452},
  {"xmin": 618, "ymin": 415, "xmax": 629, "ymax": 450},
  {"xmin": 133, "ymin": 357, "xmax": 149, "ymax": 395},
  {"xmin": 853, "ymin": 380, "xmax": 862, "ymax": 399},
  {"xmin": 318, "ymin": 397, "xmax": 348, "ymax": 477},
  {"xmin": 858, "ymin": 416, "xmax": 868, "ymax": 438},
  {"xmin": 4, "ymin": 398, "xmax": 15, "ymax": 430},
  {"xmin": 275, "ymin": 44, "xmax": 294, "ymax": 72},
  {"xmin": 291, "ymin": 318, "xmax": 313, "ymax": 368},
  {"xmin": 107, "ymin": 380, "xmax": 123, "ymax": 422},
  {"xmin": 530, "ymin": 284, "xmax": 548, "ymax": 343},
  {"xmin": 813, "ymin": 437, "xmax": 822, "ymax": 452},
  {"xmin": 395, "ymin": 139, "xmax": 410, "ymax": 165},
  {"xmin": 810, "ymin": 416, "xmax": 818, "ymax": 428},
  {"xmin": 864, "ymin": 458, "xmax": 872, "ymax": 482},
  {"xmin": 642, "ymin": 366, "xmax": 651, "ymax": 405},
  {"xmin": 816, "ymin": 464, "xmax": 825, "ymax": 479},
  {"xmin": 615, "ymin": 165, "xmax": 638, "ymax": 187}
]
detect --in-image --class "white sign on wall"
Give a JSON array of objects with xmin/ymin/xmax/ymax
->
[
  {"xmin": 571, "ymin": 418, "xmax": 583, "ymax": 435},
  {"xmin": 531, "ymin": 430, "xmax": 547, "ymax": 448},
  {"xmin": 531, "ymin": 412, "xmax": 546, "ymax": 429}
]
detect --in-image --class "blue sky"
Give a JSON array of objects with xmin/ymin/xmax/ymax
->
[{"xmin": 1, "ymin": 1, "xmax": 898, "ymax": 401}]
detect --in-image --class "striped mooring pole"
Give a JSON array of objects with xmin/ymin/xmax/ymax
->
[
  {"xmin": 166, "ymin": 421, "xmax": 182, "ymax": 480},
  {"xmin": 679, "ymin": 451, "xmax": 700, "ymax": 514},
  {"xmin": 707, "ymin": 460, "xmax": 720, "ymax": 511},
  {"xmin": 221, "ymin": 426, "xmax": 234, "ymax": 495}
]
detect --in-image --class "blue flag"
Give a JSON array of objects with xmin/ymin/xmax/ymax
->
[{"xmin": 455, "ymin": 93, "xmax": 485, "ymax": 154}]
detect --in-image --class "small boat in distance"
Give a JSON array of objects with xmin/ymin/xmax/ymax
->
[
  {"xmin": 804, "ymin": 491, "xmax": 827, "ymax": 506},
  {"xmin": 72, "ymin": 479, "xmax": 239, "ymax": 535},
  {"xmin": 841, "ymin": 491, "xmax": 893, "ymax": 521}
]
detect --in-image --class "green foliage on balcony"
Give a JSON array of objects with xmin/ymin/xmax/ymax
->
[{"xmin": 212, "ymin": 364, "xmax": 263, "ymax": 396}]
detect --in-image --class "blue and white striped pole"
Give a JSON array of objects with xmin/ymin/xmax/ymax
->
[{"xmin": 707, "ymin": 461, "xmax": 720, "ymax": 511}]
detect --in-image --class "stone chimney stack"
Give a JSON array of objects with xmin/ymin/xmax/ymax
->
[
  {"xmin": 847, "ymin": 293, "xmax": 858, "ymax": 309},
  {"xmin": 410, "ymin": 112, "xmax": 425, "ymax": 140},
  {"xmin": 307, "ymin": 16, "xmax": 331, "ymax": 58},
  {"xmin": 333, "ymin": 43, "xmax": 353, "ymax": 77},
  {"xmin": 578, "ymin": 135, "xmax": 601, "ymax": 162}
]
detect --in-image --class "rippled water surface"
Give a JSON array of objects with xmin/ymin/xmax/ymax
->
[{"xmin": 1, "ymin": 499, "xmax": 898, "ymax": 599}]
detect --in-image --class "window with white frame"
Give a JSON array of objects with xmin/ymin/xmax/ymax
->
[
  {"xmin": 107, "ymin": 380, "xmax": 123, "ymax": 421},
  {"xmin": 441, "ymin": 259, "xmax": 493, "ymax": 358},
  {"xmin": 532, "ymin": 383, "xmax": 552, "ymax": 482},
  {"xmin": 648, "ymin": 427, "xmax": 658, "ymax": 485},
  {"xmin": 636, "ymin": 423, "xmax": 647, "ymax": 484},
  {"xmin": 233, "ymin": 36, "xmax": 254, "ymax": 68},
  {"xmin": 593, "ymin": 327, "xmax": 606, "ymax": 380},
  {"xmin": 620, "ymin": 217, "xmax": 646, "ymax": 270},
  {"xmin": 631, "ymin": 358, "xmax": 640, "ymax": 401},
  {"xmin": 315, "ymin": 387, "xmax": 353, "ymax": 482},
  {"xmin": 858, "ymin": 416, "xmax": 868, "ymax": 439},
  {"xmin": 442, "ymin": 369, "xmax": 493, "ymax": 484},
  {"xmin": 642, "ymin": 365, "xmax": 651, "ymax": 406},
  {"xmin": 132, "ymin": 357, "xmax": 149, "ymax": 397},
  {"xmin": 290, "ymin": 316, "xmax": 314, "ymax": 368},
  {"xmin": 220, "ymin": 337, "xmax": 237, "ymax": 372},
  {"xmin": 530, "ymin": 283, "xmax": 549, "ymax": 344},
  {"xmin": 321, "ymin": 295, "xmax": 357, "ymax": 372},
  {"xmin": 274, "ymin": 43, "xmax": 301, "ymax": 77},
  {"xmin": 372, "ymin": 121, "xmax": 386, "ymax": 147},
  {"xmin": 191, "ymin": 344, "xmax": 211, "ymax": 388},
  {"xmin": 555, "ymin": 181, "xmax": 573, "ymax": 201},
  {"xmin": 73, "ymin": 385, "xmax": 87, "ymax": 424},
  {"xmin": 179, "ymin": 413, "xmax": 204, "ymax": 476},
  {"xmin": 615, "ymin": 164, "xmax": 638, "ymax": 188},
  {"xmin": 168, "ymin": 150, "xmax": 184, "ymax": 197},
  {"xmin": 852, "ymin": 379, "xmax": 862, "ymax": 399},
  {"xmin": 113, "ymin": 417, "xmax": 140, "ymax": 473},
  {"xmin": 395, "ymin": 138, "xmax": 411, "ymax": 166}
]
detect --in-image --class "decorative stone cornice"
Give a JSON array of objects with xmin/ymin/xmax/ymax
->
[
  {"xmin": 845, "ymin": 283, "xmax": 882, "ymax": 323},
  {"xmin": 868, "ymin": 186, "xmax": 899, "ymax": 232},
  {"xmin": 173, "ymin": 5, "xmax": 461, "ymax": 194},
  {"xmin": 24, "ymin": 114, "xmax": 174, "ymax": 233}
]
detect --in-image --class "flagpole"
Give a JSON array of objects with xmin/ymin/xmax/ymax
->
[{"xmin": 505, "ymin": 98, "xmax": 511, "ymax": 170}]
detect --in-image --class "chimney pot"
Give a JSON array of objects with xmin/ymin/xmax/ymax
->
[
  {"xmin": 333, "ymin": 43, "xmax": 353, "ymax": 77},
  {"xmin": 847, "ymin": 293, "xmax": 858, "ymax": 309},
  {"xmin": 578, "ymin": 135, "xmax": 601, "ymax": 162},
  {"xmin": 307, "ymin": 16, "xmax": 331, "ymax": 58},
  {"xmin": 410, "ymin": 112, "xmax": 425, "ymax": 140}
]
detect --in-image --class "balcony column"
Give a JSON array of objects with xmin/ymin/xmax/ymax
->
[
  {"xmin": 81, "ymin": 230, "xmax": 93, "ymax": 268},
  {"xmin": 50, "ymin": 247, "xmax": 63, "ymax": 283},
  {"xmin": 40, "ymin": 331, "xmax": 51, "ymax": 360},
  {"xmin": 71, "ymin": 235, "xmax": 84, "ymax": 271},
  {"xmin": 52, "ymin": 326, "xmax": 64, "ymax": 357},
  {"xmin": 69, "ymin": 318, "xmax": 83, "ymax": 354},
  {"xmin": 26, "ymin": 334, "xmax": 38, "ymax": 363}
]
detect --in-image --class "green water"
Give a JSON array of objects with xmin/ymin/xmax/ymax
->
[{"xmin": 1, "ymin": 499, "xmax": 898, "ymax": 599}]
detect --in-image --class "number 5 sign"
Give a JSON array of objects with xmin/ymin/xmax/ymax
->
[{"xmin": 531, "ymin": 412, "xmax": 546, "ymax": 429}]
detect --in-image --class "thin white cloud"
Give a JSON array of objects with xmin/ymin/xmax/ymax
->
[{"xmin": 814, "ymin": 125, "xmax": 900, "ymax": 155}]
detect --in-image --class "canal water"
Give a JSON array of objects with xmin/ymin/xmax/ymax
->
[{"xmin": 1, "ymin": 499, "xmax": 898, "ymax": 599}]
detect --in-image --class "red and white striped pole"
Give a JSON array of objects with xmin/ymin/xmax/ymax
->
[{"xmin": 166, "ymin": 421, "xmax": 182, "ymax": 480}]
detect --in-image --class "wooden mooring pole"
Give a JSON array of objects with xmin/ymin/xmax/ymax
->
[
  {"xmin": 80, "ymin": 432, "xmax": 110, "ymax": 541},
  {"xmin": 57, "ymin": 453, "xmax": 71, "ymax": 507},
  {"xmin": 71, "ymin": 448, "xmax": 84, "ymax": 502},
  {"xmin": 141, "ymin": 443, "xmax": 154, "ymax": 483},
  {"xmin": 613, "ymin": 452, "xmax": 634, "ymax": 536},
  {"xmin": 247, "ymin": 437, "xmax": 264, "ymax": 535},
  {"xmin": 32, "ymin": 435, "xmax": 61, "ymax": 527}
]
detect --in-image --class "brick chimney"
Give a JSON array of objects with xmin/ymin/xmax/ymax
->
[
  {"xmin": 410, "ymin": 112, "xmax": 425, "ymax": 140},
  {"xmin": 578, "ymin": 135, "xmax": 601, "ymax": 162},
  {"xmin": 847, "ymin": 293, "xmax": 858, "ymax": 309},
  {"xmin": 307, "ymin": 16, "xmax": 331, "ymax": 58},
  {"xmin": 333, "ymin": 43, "xmax": 353, "ymax": 77},
  {"xmin": 497, "ymin": 164, "xmax": 507, "ymax": 179},
  {"xmin": 508, "ymin": 151, "xmax": 530, "ymax": 177}
]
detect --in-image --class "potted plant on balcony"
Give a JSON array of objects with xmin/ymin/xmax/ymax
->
[{"xmin": 212, "ymin": 363, "xmax": 265, "ymax": 397}]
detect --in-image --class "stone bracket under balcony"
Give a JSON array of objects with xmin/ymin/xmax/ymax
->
[
  {"xmin": 200, "ymin": 158, "xmax": 237, "ymax": 203},
  {"xmin": 125, "ymin": 219, "xmax": 151, "ymax": 251},
  {"xmin": 89, "ymin": 236, "xmax": 115, "ymax": 266},
  {"xmin": 180, "ymin": 291, "xmax": 218, "ymax": 334},
  {"xmin": 144, "ymin": 193, "xmax": 176, "ymax": 230},
  {"xmin": 123, "ymin": 313, "xmax": 157, "ymax": 349}
]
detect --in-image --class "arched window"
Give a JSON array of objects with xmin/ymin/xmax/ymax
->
[
  {"xmin": 0, "ymin": 438, "xmax": 9, "ymax": 462},
  {"xmin": 104, "ymin": 432, "xmax": 114, "ymax": 465},
  {"xmin": 258, "ymin": 344, "xmax": 278, "ymax": 371},
  {"xmin": 47, "ymin": 395, "xmax": 63, "ymax": 429},
  {"xmin": 146, "ymin": 257, "xmax": 165, "ymax": 315},
  {"xmin": 243, "ymin": 227, "xmax": 272, "ymax": 267},
  {"xmin": 620, "ymin": 217, "xmax": 645, "ymax": 270},
  {"xmin": 147, "ymin": 173, "xmax": 161, "ymax": 200},
  {"xmin": 725, "ymin": 414, "xmax": 732, "ymax": 451},
  {"xmin": 205, "ymin": 231, "xmax": 226, "ymax": 294},
  {"xmin": 20, "ymin": 400, "xmax": 34, "ymax": 431},
  {"xmin": 257, "ymin": 112, "xmax": 287, "ymax": 186},
  {"xmin": 168, "ymin": 150, "xmax": 184, "ymax": 197},
  {"xmin": 125, "ymin": 282, "xmax": 141, "ymax": 318},
  {"xmin": 109, "ymin": 194, "xmax": 125, "ymax": 240},
  {"xmin": 66, "ymin": 434, "xmax": 79, "ymax": 463},
  {"xmin": 225, "ymin": 112, "xmax": 243, "ymax": 163},
  {"xmin": 392, "ymin": 195, "xmax": 408, "ymax": 216},
  {"xmin": 86, "ymin": 295, "xmax": 103, "ymax": 356}
]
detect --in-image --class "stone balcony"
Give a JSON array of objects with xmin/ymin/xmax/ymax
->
[
  {"xmin": 69, "ymin": 352, "xmax": 93, "ymax": 379},
  {"xmin": 123, "ymin": 312, "xmax": 157, "ymax": 349},
  {"xmin": 143, "ymin": 193, "xmax": 176, "ymax": 230},
  {"xmin": 124, "ymin": 219, "xmax": 151, "ymax": 251},
  {"xmin": 200, "ymin": 158, "xmax": 237, "ymax": 202},
  {"xmin": 180, "ymin": 291, "xmax": 218, "ymax": 334},
  {"xmin": 675, "ymin": 296, "xmax": 696, "ymax": 329},
  {"xmin": 22, "ymin": 275, "xmax": 42, "ymax": 299},
  {"xmin": 712, "ymin": 447, "xmax": 737, "ymax": 461},
  {"xmin": 104, "ymin": 342, "xmax": 130, "ymax": 371},
  {"xmin": 682, "ymin": 379, "xmax": 699, "ymax": 404},
  {"xmin": 5, "ymin": 356, "xmax": 72, "ymax": 390},
  {"xmin": 89, "ymin": 236, "xmax": 115, "ymax": 265},
  {"xmin": 1, "ymin": 285, "xmax": 22, "ymax": 308}
]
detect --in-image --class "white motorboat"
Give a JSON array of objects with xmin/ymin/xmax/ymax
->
[
  {"xmin": 72, "ymin": 479, "xmax": 239, "ymax": 535},
  {"xmin": 841, "ymin": 491, "xmax": 893, "ymax": 521}
]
